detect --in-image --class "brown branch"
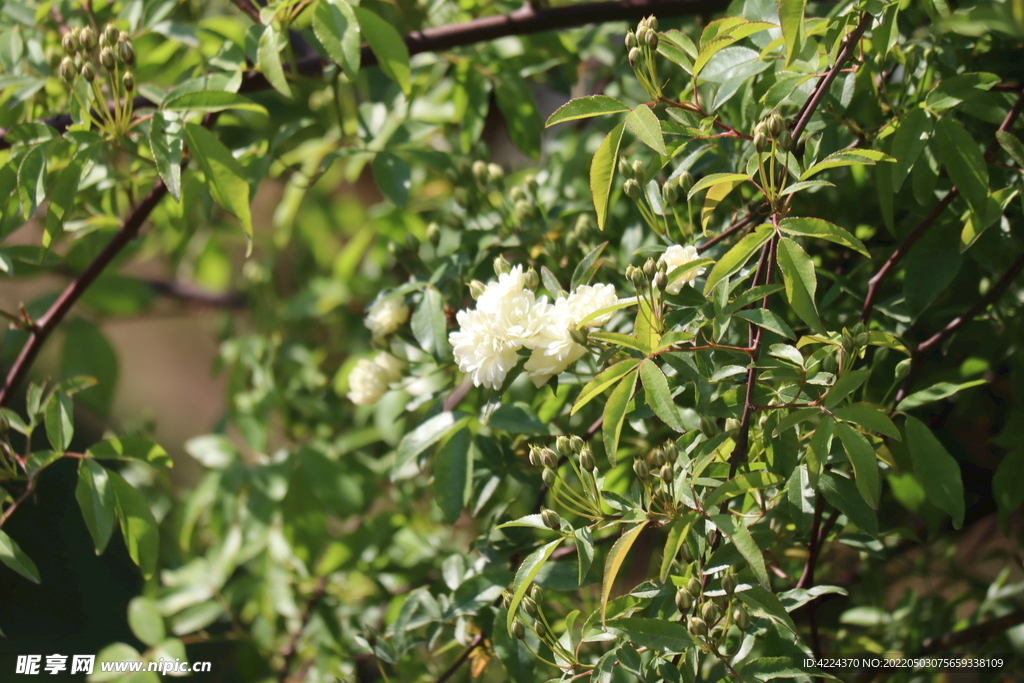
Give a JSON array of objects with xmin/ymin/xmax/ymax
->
[
  {"xmin": 697, "ymin": 207, "xmax": 762, "ymax": 253},
  {"xmin": 433, "ymin": 633, "xmax": 484, "ymax": 683},
  {"xmin": 921, "ymin": 609, "xmax": 1024, "ymax": 653},
  {"xmin": 0, "ymin": 478, "xmax": 37, "ymax": 529},
  {"xmin": 0, "ymin": 0, "xmax": 729, "ymax": 150},
  {"xmin": 228, "ymin": 0, "xmax": 262, "ymax": 23},
  {"xmin": 278, "ymin": 575, "xmax": 329, "ymax": 683},
  {"xmin": 145, "ymin": 279, "xmax": 246, "ymax": 308}
]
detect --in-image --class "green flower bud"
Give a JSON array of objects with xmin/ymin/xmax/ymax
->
[
  {"xmin": 535, "ymin": 620, "xmax": 547, "ymax": 638},
  {"xmin": 510, "ymin": 187, "xmax": 526, "ymax": 204},
  {"xmin": 570, "ymin": 435, "xmax": 584, "ymax": 453},
  {"xmin": 453, "ymin": 187, "xmax": 470, "ymax": 207},
  {"xmin": 525, "ymin": 175, "xmax": 538, "ymax": 193},
  {"xmin": 523, "ymin": 267, "xmax": 539, "ymax": 290},
  {"xmin": 540, "ymin": 447, "xmax": 558, "ymax": 469},
  {"xmin": 501, "ymin": 590, "xmax": 514, "ymax": 609},
  {"xmin": 643, "ymin": 257, "xmax": 658, "ymax": 279},
  {"xmin": 493, "ymin": 255, "xmax": 511, "ymax": 276},
  {"xmin": 645, "ymin": 30, "xmax": 659, "ymax": 49},
  {"xmin": 580, "ymin": 447, "xmax": 596, "ymax": 472},
  {"xmin": 512, "ymin": 618, "xmax": 526, "ymax": 639},
  {"xmin": 522, "ymin": 595, "xmax": 539, "ymax": 618},
  {"xmin": 122, "ymin": 70, "xmax": 134, "ymax": 92},
  {"xmin": 80, "ymin": 62, "xmax": 95, "ymax": 82},
  {"xmin": 662, "ymin": 181, "xmax": 679, "ymax": 204},
  {"xmin": 80, "ymin": 27, "xmax": 96, "ymax": 50},
  {"xmin": 647, "ymin": 15, "xmax": 659, "ymax": 31},
  {"xmin": 541, "ymin": 508, "xmax": 561, "ymax": 530},
  {"xmin": 426, "ymin": 222, "xmax": 440, "ymax": 244},
  {"xmin": 663, "ymin": 442, "xmax": 678, "ymax": 463},
  {"xmin": 632, "ymin": 160, "xmax": 645, "ymax": 179},
  {"xmin": 103, "ymin": 24, "xmax": 120, "ymax": 47},
  {"xmin": 514, "ymin": 199, "xmax": 533, "ymax": 221},
  {"xmin": 487, "ymin": 163, "xmax": 504, "ymax": 184},
  {"xmin": 688, "ymin": 616, "xmax": 707, "ymax": 637},
  {"xmin": 628, "ymin": 47, "xmax": 641, "ymax": 66},
  {"xmin": 722, "ymin": 571, "xmax": 738, "ymax": 595},
  {"xmin": 469, "ymin": 280, "xmax": 487, "ymax": 300},
  {"xmin": 633, "ymin": 458, "xmax": 650, "ymax": 480},
  {"xmin": 625, "ymin": 31, "xmax": 638, "ymax": 49},
  {"xmin": 766, "ymin": 110, "xmax": 784, "ymax": 137},
  {"xmin": 568, "ymin": 325, "xmax": 588, "ymax": 345},
  {"xmin": 529, "ymin": 584, "xmax": 542, "ymax": 601},
  {"xmin": 701, "ymin": 601, "xmax": 720, "ymax": 624},
  {"xmin": 623, "ymin": 178, "xmax": 641, "ymax": 199},
  {"xmin": 556, "ymin": 436, "xmax": 572, "ymax": 457},
  {"xmin": 62, "ymin": 32, "xmax": 79, "ymax": 55},
  {"xmin": 542, "ymin": 467, "xmax": 556, "ymax": 487},
  {"xmin": 117, "ymin": 39, "xmax": 135, "ymax": 66},
  {"xmin": 618, "ymin": 157, "xmax": 633, "ymax": 178},
  {"xmin": 753, "ymin": 130, "xmax": 769, "ymax": 153},
  {"xmin": 733, "ymin": 606, "xmax": 750, "ymax": 631},
  {"xmin": 680, "ymin": 540, "xmax": 693, "ymax": 563},
  {"xmin": 472, "ymin": 159, "xmax": 488, "ymax": 183},
  {"xmin": 649, "ymin": 449, "xmax": 666, "ymax": 468},
  {"xmin": 99, "ymin": 46, "xmax": 115, "ymax": 71},
  {"xmin": 687, "ymin": 577, "xmax": 701, "ymax": 596},
  {"xmin": 653, "ymin": 270, "xmax": 667, "ymax": 292},
  {"xmin": 59, "ymin": 56, "xmax": 77, "ymax": 83},
  {"xmin": 675, "ymin": 588, "xmax": 693, "ymax": 612},
  {"xmin": 659, "ymin": 463, "xmax": 674, "ymax": 483},
  {"xmin": 778, "ymin": 129, "xmax": 794, "ymax": 152},
  {"xmin": 629, "ymin": 266, "xmax": 645, "ymax": 288}
]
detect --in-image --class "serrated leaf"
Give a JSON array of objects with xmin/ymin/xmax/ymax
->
[
  {"xmin": 572, "ymin": 359, "xmax": 641, "ymax": 415},
  {"xmin": 996, "ymin": 130, "xmax": 1024, "ymax": 167},
  {"xmin": 824, "ymin": 369, "xmax": 868, "ymax": 408},
  {"xmin": 87, "ymin": 437, "xmax": 172, "ymax": 468},
  {"xmin": 777, "ymin": 0, "xmax": 806, "ymax": 66},
  {"xmin": 601, "ymin": 521, "xmax": 648, "ymax": 623},
  {"xmin": 777, "ymin": 217, "xmax": 869, "ymax": 257},
  {"xmin": 506, "ymin": 539, "xmax": 562, "ymax": 634},
  {"xmin": 625, "ymin": 104, "xmax": 667, "ymax": 155},
  {"xmin": 257, "ymin": 25, "xmax": 291, "ymax": 98},
  {"xmin": 572, "ymin": 241, "xmax": 608, "ymax": 290},
  {"xmin": 704, "ymin": 471, "xmax": 782, "ymax": 510},
  {"xmin": 835, "ymin": 421, "xmax": 880, "ymax": 509},
  {"xmin": 905, "ymin": 416, "xmax": 965, "ymax": 528},
  {"xmin": 44, "ymin": 147, "xmax": 94, "ymax": 247},
  {"xmin": 687, "ymin": 172, "xmax": 750, "ymax": 200},
  {"xmin": 494, "ymin": 73, "xmax": 542, "ymax": 159},
  {"xmin": 776, "ymin": 237, "xmax": 823, "ymax": 333},
  {"xmin": 734, "ymin": 309, "xmax": 795, "ymax": 339},
  {"xmin": 0, "ymin": 529, "xmax": 40, "ymax": 583},
  {"xmin": 703, "ymin": 224, "xmax": 773, "ymax": 294},
  {"xmin": 109, "ymin": 470, "xmax": 159, "ymax": 579},
  {"xmin": 354, "ymin": 7, "xmax": 411, "ymax": 94},
  {"xmin": 640, "ymin": 361, "xmax": 686, "ymax": 432},
  {"xmin": 779, "ymin": 179, "xmax": 835, "ymax": 196},
  {"xmin": 602, "ymin": 371, "xmax": 638, "ymax": 467},
  {"xmin": 897, "ymin": 378, "xmax": 986, "ymax": 410},
  {"xmin": 702, "ymin": 176, "xmax": 746, "ymax": 230},
  {"xmin": 743, "ymin": 656, "xmax": 841, "ymax": 680},
  {"xmin": 738, "ymin": 586, "xmax": 798, "ymax": 633},
  {"xmin": 128, "ymin": 597, "xmax": 166, "ymax": 648},
  {"xmin": 819, "ymin": 471, "xmax": 878, "ymax": 535},
  {"xmin": 800, "ymin": 148, "xmax": 893, "ymax": 181},
  {"xmin": 713, "ymin": 515, "xmax": 769, "ymax": 587},
  {"xmin": 546, "ymin": 96, "xmax": 629, "ymax": 126},
  {"xmin": 184, "ymin": 123, "xmax": 254, "ymax": 252},
  {"xmin": 434, "ymin": 428, "xmax": 472, "ymax": 523},
  {"xmin": 313, "ymin": 0, "xmax": 360, "ymax": 80},
  {"xmin": 833, "ymin": 404, "xmax": 900, "ymax": 439},
  {"xmin": 575, "ymin": 526, "xmax": 594, "ymax": 585},
  {"xmin": 659, "ymin": 512, "xmax": 697, "ymax": 582},
  {"xmin": 162, "ymin": 91, "xmax": 267, "ymax": 115},
  {"xmin": 604, "ymin": 617, "xmax": 697, "ymax": 652},
  {"xmin": 148, "ymin": 111, "xmax": 182, "ymax": 201},
  {"xmin": 591, "ymin": 122, "xmax": 625, "ymax": 230},
  {"xmin": 76, "ymin": 459, "xmax": 116, "ymax": 554}
]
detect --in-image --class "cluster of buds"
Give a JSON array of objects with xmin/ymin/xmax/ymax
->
[
  {"xmin": 564, "ymin": 213, "xmax": 593, "ymax": 252},
  {"xmin": 529, "ymin": 445, "xmax": 560, "ymax": 488},
  {"xmin": 472, "ymin": 159, "xmax": 505, "ymax": 189},
  {"xmin": 505, "ymin": 584, "xmax": 545, "ymax": 640},
  {"xmin": 677, "ymin": 571, "xmax": 751, "ymax": 639},
  {"xmin": 618, "ymin": 158, "xmax": 647, "ymax": 200},
  {"xmin": 626, "ymin": 256, "xmax": 668, "ymax": 294},
  {"xmin": 509, "ymin": 175, "xmax": 540, "ymax": 222},
  {"xmin": 660, "ymin": 172, "xmax": 693, "ymax": 204},
  {"xmin": 58, "ymin": 23, "xmax": 136, "ymax": 135},
  {"xmin": 753, "ymin": 110, "xmax": 792, "ymax": 154},
  {"xmin": 838, "ymin": 322, "xmax": 870, "ymax": 375},
  {"xmin": 625, "ymin": 15, "xmax": 659, "ymax": 66},
  {"xmin": 556, "ymin": 434, "xmax": 596, "ymax": 471},
  {"xmin": 632, "ymin": 439, "xmax": 679, "ymax": 482}
]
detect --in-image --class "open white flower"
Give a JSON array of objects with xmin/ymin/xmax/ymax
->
[
  {"xmin": 658, "ymin": 244, "xmax": 705, "ymax": 294},
  {"xmin": 347, "ymin": 358, "xmax": 390, "ymax": 405},
  {"xmin": 449, "ymin": 308, "xmax": 521, "ymax": 390},
  {"xmin": 365, "ymin": 297, "xmax": 409, "ymax": 338},
  {"xmin": 567, "ymin": 283, "xmax": 619, "ymax": 327},
  {"xmin": 524, "ymin": 299, "xmax": 586, "ymax": 387}
]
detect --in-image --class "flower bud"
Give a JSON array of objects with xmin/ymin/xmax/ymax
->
[
  {"xmin": 556, "ymin": 436, "xmax": 572, "ymax": 457},
  {"xmin": 512, "ymin": 618, "xmax": 526, "ymax": 639},
  {"xmin": 645, "ymin": 30, "xmax": 659, "ymax": 49},
  {"xmin": 567, "ymin": 435, "xmax": 583, "ymax": 453},
  {"xmin": 647, "ymin": 15, "xmax": 658, "ymax": 31},
  {"xmin": 522, "ymin": 595, "xmax": 539, "ymax": 618},
  {"xmin": 80, "ymin": 62, "xmax": 95, "ymax": 82},
  {"xmin": 633, "ymin": 458, "xmax": 650, "ymax": 480},
  {"xmin": 701, "ymin": 601, "xmax": 720, "ymax": 624},
  {"xmin": 678, "ymin": 171, "xmax": 694, "ymax": 194},
  {"xmin": 753, "ymin": 130, "xmax": 768, "ymax": 153},
  {"xmin": 501, "ymin": 589, "xmax": 513, "ymax": 608},
  {"xmin": 568, "ymin": 325, "xmax": 588, "ymax": 345},
  {"xmin": 662, "ymin": 181, "xmax": 679, "ymax": 204},
  {"xmin": 680, "ymin": 540, "xmax": 693, "ymax": 563},
  {"xmin": 537, "ymin": 448, "xmax": 555, "ymax": 469},
  {"xmin": 493, "ymin": 255, "xmax": 511, "ymax": 276},
  {"xmin": 542, "ymin": 467, "xmax": 556, "ymax": 487},
  {"xmin": 632, "ymin": 160, "xmax": 645, "ymax": 180},
  {"xmin": 62, "ymin": 32, "xmax": 79, "ymax": 55},
  {"xmin": 778, "ymin": 129, "xmax": 794, "ymax": 152},
  {"xmin": 649, "ymin": 449, "xmax": 666, "ymax": 468},
  {"xmin": 663, "ymin": 442, "xmax": 678, "ymax": 463},
  {"xmin": 766, "ymin": 110, "xmax": 784, "ymax": 137},
  {"xmin": 530, "ymin": 584, "xmax": 542, "ymax": 601},
  {"xmin": 687, "ymin": 577, "xmax": 701, "ymax": 596},
  {"xmin": 99, "ymin": 46, "xmax": 115, "ymax": 71},
  {"xmin": 510, "ymin": 186, "xmax": 526, "ymax": 202},
  {"xmin": 541, "ymin": 508, "xmax": 561, "ymax": 530},
  {"xmin": 625, "ymin": 31, "xmax": 637, "ymax": 49},
  {"xmin": 618, "ymin": 157, "xmax": 633, "ymax": 178},
  {"xmin": 487, "ymin": 163, "xmax": 504, "ymax": 184},
  {"xmin": 660, "ymin": 463, "xmax": 674, "ymax": 483},
  {"xmin": 580, "ymin": 447, "xmax": 596, "ymax": 472},
  {"xmin": 525, "ymin": 175, "xmax": 538, "ymax": 193},
  {"xmin": 623, "ymin": 178, "xmax": 641, "ymax": 199},
  {"xmin": 653, "ymin": 271, "xmax": 668, "ymax": 292},
  {"xmin": 675, "ymin": 588, "xmax": 693, "ymax": 612},
  {"xmin": 688, "ymin": 616, "xmax": 707, "ymax": 637},
  {"xmin": 733, "ymin": 606, "xmax": 750, "ymax": 631},
  {"xmin": 722, "ymin": 570, "xmax": 738, "ymax": 595},
  {"xmin": 524, "ymin": 267, "xmax": 539, "ymax": 290},
  {"xmin": 514, "ymin": 200, "xmax": 534, "ymax": 221},
  {"xmin": 59, "ymin": 56, "xmax": 77, "ymax": 83},
  {"xmin": 80, "ymin": 27, "xmax": 96, "ymax": 50},
  {"xmin": 122, "ymin": 70, "xmax": 134, "ymax": 92},
  {"xmin": 117, "ymin": 39, "xmax": 135, "ymax": 66},
  {"xmin": 469, "ymin": 280, "xmax": 487, "ymax": 300},
  {"xmin": 629, "ymin": 266, "xmax": 645, "ymax": 288},
  {"xmin": 453, "ymin": 187, "xmax": 470, "ymax": 207},
  {"xmin": 103, "ymin": 24, "xmax": 120, "ymax": 47},
  {"xmin": 472, "ymin": 159, "xmax": 488, "ymax": 183},
  {"xmin": 643, "ymin": 257, "xmax": 657, "ymax": 279},
  {"xmin": 628, "ymin": 47, "xmax": 641, "ymax": 66},
  {"xmin": 535, "ymin": 620, "xmax": 547, "ymax": 638}
]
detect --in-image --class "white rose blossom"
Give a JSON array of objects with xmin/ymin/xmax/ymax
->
[
  {"xmin": 365, "ymin": 297, "xmax": 409, "ymax": 339},
  {"xmin": 449, "ymin": 308, "xmax": 522, "ymax": 390},
  {"xmin": 658, "ymin": 244, "xmax": 705, "ymax": 294},
  {"xmin": 346, "ymin": 352, "xmax": 405, "ymax": 405}
]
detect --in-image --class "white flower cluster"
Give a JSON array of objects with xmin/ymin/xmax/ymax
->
[
  {"xmin": 347, "ymin": 352, "xmax": 405, "ymax": 405},
  {"xmin": 449, "ymin": 266, "xmax": 619, "ymax": 390}
]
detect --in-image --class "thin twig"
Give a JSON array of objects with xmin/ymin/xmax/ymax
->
[
  {"xmin": 278, "ymin": 575, "xmax": 329, "ymax": 683},
  {"xmin": 145, "ymin": 279, "xmax": 246, "ymax": 308},
  {"xmin": 697, "ymin": 208, "xmax": 761, "ymax": 253},
  {"xmin": 433, "ymin": 633, "xmax": 484, "ymax": 683},
  {"xmin": 228, "ymin": 0, "xmax": 262, "ymax": 23}
]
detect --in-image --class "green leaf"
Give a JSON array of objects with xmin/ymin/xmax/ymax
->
[
  {"xmin": 148, "ymin": 111, "xmax": 183, "ymax": 201},
  {"xmin": 44, "ymin": 147, "xmax": 94, "ymax": 247},
  {"xmin": 703, "ymin": 224, "xmax": 773, "ymax": 294},
  {"xmin": 897, "ymin": 379, "xmax": 986, "ymax": 411},
  {"xmin": 575, "ymin": 526, "xmax": 595, "ymax": 585},
  {"xmin": 257, "ymin": 25, "xmax": 291, "ymax": 98},
  {"xmin": 778, "ymin": 179, "xmax": 835, "ymax": 196},
  {"xmin": 996, "ymin": 130, "xmax": 1024, "ymax": 167},
  {"xmin": 799, "ymin": 148, "xmax": 894, "ymax": 181},
  {"xmin": 713, "ymin": 515, "xmax": 770, "ymax": 587},
  {"xmin": 572, "ymin": 359, "xmax": 641, "ymax": 415},
  {"xmin": 891, "ymin": 108, "xmax": 933, "ymax": 192},
  {"xmin": 60, "ymin": 319, "xmax": 118, "ymax": 415},
  {"xmin": 777, "ymin": 217, "xmax": 870, "ymax": 257},
  {"xmin": 734, "ymin": 309, "xmax": 795, "ymax": 339},
  {"xmin": 372, "ymin": 152, "xmax": 411, "ymax": 207},
  {"xmin": 546, "ymin": 96, "xmax": 629, "ymax": 126},
  {"xmin": 17, "ymin": 142, "xmax": 48, "ymax": 219},
  {"xmin": 162, "ymin": 91, "xmax": 267, "ymax": 115},
  {"xmin": 45, "ymin": 391, "xmax": 73, "ymax": 452},
  {"xmin": 354, "ymin": 7, "xmax": 411, "ymax": 95},
  {"xmin": 494, "ymin": 73, "xmax": 542, "ymax": 159},
  {"xmin": 687, "ymin": 172, "xmax": 750, "ymax": 201},
  {"xmin": 833, "ymin": 404, "xmax": 901, "ymax": 440},
  {"xmin": 743, "ymin": 657, "xmax": 841, "ymax": 681},
  {"xmin": 590, "ymin": 121, "xmax": 625, "ymax": 230},
  {"xmin": 604, "ymin": 618, "xmax": 697, "ymax": 652},
  {"xmin": 776, "ymin": 237, "xmax": 823, "ymax": 333},
  {"xmin": 128, "ymin": 596, "xmax": 166, "ymax": 647},
  {"xmin": 298, "ymin": 446, "xmax": 364, "ymax": 516},
  {"xmin": 108, "ymin": 470, "xmax": 159, "ymax": 579},
  {"xmin": 625, "ymin": 104, "xmax": 668, "ymax": 156},
  {"xmin": 506, "ymin": 538, "xmax": 562, "ymax": 634},
  {"xmin": 75, "ymin": 459, "xmax": 116, "ymax": 554},
  {"xmin": 434, "ymin": 428, "xmax": 472, "ymax": 523},
  {"xmin": 640, "ymin": 361, "xmax": 686, "ymax": 432},
  {"xmin": 994, "ymin": 449, "xmax": 1024, "ymax": 535},
  {"xmin": 824, "ymin": 369, "xmax": 868, "ymax": 408},
  {"xmin": 313, "ymin": 0, "xmax": 360, "ymax": 80},
  {"xmin": 934, "ymin": 116, "xmax": 989, "ymax": 217},
  {"xmin": 737, "ymin": 586, "xmax": 798, "ymax": 633},
  {"xmin": 601, "ymin": 521, "xmax": 648, "ymax": 623},
  {"xmin": 819, "ymin": 471, "xmax": 878, "ymax": 535},
  {"xmin": 835, "ymin": 421, "xmax": 880, "ymax": 509},
  {"xmin": 184, "ymin": 123, "xmax": 254, "ymax": 252},
  {"xmin": 693, "ymin": 20, "xmax": 775, "ymax": 78},
  {"xmin": 807, "ymin": 416, "xmax": 833, "ymax": 483},
  {"xmin": 659, "ymin": 513, "xmax": 697, "ymax": 581},
  {"xmin": 788, "ymin": 466, "xmax": 815, "ymax": 534},
  {"xmin": 87, "ymin": 437, "xmax": 172, "ymax": 468},
  {"xmin": 704, "ymin": 471, "xmax": 782, "ymax": 510},
  {"xmin": 571, "ymin": 241, "xmax": 608, "ymax": 290},
  {"xmin": 904, "ymin": 416, "xmax": 965, "ymax": 528},
  {"xmin": 0, "ymin": 529, "xmax": 40, "ymax": 583},
  {"xmin": 393, "ymin": 411, "xmax": 467, "ymax": 476},
  {"xmin": 576, "ymin": 296, "xmax": 638, "ymax": 328},
  {"xmin": 960, "ymin": 186, "xmax": 1018, "ymax": 253},
  {"xmin": 926, "ymin": 72, "xmax": 1000, "ymax": 111},
  {"xmin": 602, "ymin": 365, "xmax": 638, "ymax": 467},
  {"xmin": 777, "ymin": 0, "xmax": 806, "ymax": 66},
  {"xmin": 411, "ymin": 286, "xmax": 449, "ymax": 360}
]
